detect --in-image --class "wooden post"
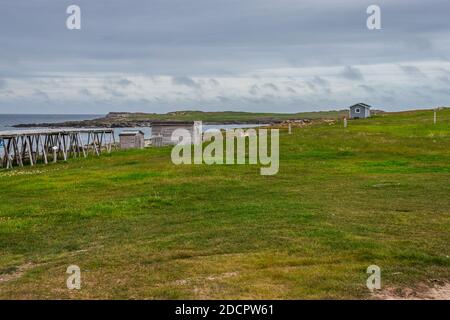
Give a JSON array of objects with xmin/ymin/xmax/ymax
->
[
  {"xmin": 39, "ymin": 135, "xmax": 48, "ymax": 164},
  {"xmin": 7, "ymin": 139, "xmax": 13, "ymax": 169},
  {"xmin": 31, "ymin": 135, "xmax": 37, "ymax": 164},
  {"xmin": 92, "ymin": 132, "xmax": 100, "ymax": 156},
  {"xmin": 100, "ymin": 131, "xmax": 105, "ymax": 153},
  {"xmin": 106, "ymin": 132, "xmax": 112, "ymax": 153},
  {"xmin": 20, "ymin": 136, "xmax": 26, "ymax": 162},
  {"xmin": 344, "ymin": 117, "xmax": 348, "ymax": 128},
  {"xmin": 26, "ymin": 135, "xmax": 34, "ymax": 166},
  {"xmin": 434, "ymin": 109, "xmax": 437, "ymax": 125},
  {"xmin": 12, "ymin": 137, "xmax": 23, "ymax": 167},
  {"xmin": 112, "ymin": 131, "xmax": 117, "ymax": 150},
  {"xmin": 77, "ymin": 133, "xmax": 86, "ymax": 158},
  {"xmin": 70, "ymin": 132, "xmax": 77, "ymax": 158},
  {"xmin": 53, "ymin": 146, "xmax": 57, "ymax": 163},
  {"xmin": 60, "ymin": 133, "xmax": 67, "ymax": 161},
  {"xmin": 86, "ymin": 132, "xmax": 91, "ymax": 155},
  {"xmin": 2, "ymin": 139, "xmax": 12, "ymax": 169},
  {"xmin": 288, "ymin": 123, "xmax": 292, "ymax": 135}
]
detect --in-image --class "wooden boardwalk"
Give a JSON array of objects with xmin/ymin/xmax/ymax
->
[{"xmin": 0, "ymin": 128, "xmax": 116, "ymax": 169}]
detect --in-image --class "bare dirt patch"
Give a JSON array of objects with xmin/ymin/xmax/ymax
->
[
  {"xmin": 0, "ymin": 263, "xmax": 35, "ymax": 284},
  {"xmin": 374, "ymin": 281, "xmax": 450, "ymax": 300}
]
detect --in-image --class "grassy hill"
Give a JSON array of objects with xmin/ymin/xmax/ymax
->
[
  {"xmin": 0, "ymin": 108, "xmax": 449, "ymax": 299},
  {"xmin": 114, "ymin": 109, "xmax": 352, "ymax": 122}
]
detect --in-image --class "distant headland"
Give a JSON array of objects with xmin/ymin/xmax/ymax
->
[{"xmin": 12, "ymin": 110, "xmax": 367, "ymax": 128}]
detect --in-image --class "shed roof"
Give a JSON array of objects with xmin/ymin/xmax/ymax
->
[
  {"xmin": 350, "ymin": 103, "xmax": 372, "ymax": 109},
  {"xmin": 119, "ymin": 130, "xmax": 144, "ymax": 136}
]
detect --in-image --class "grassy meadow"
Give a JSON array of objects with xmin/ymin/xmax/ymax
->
[
  {"xmin": 0, "ymin": 108, "xmax": 449, "ymax": 299},
  {"xmin": 125, "ymin": 110, "xmax": 350, "ymax": 122}
]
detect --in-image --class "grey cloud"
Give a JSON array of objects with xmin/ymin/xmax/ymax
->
[
  {"xmin": 311, "ymin": 76, "xmax": 329, "ymax": 87},
  {"xmin": 306, "ymin": 82, "xmax": 316, "ymax": 91},
  {"xmin": 249, "ymin": 84, "xmax": 260, "ymax": 96},
  {"xmin": 117, "ymin": 78, "xmax": 134, "ymax": 87},
  {"xmin": 102, "ymin": 85, "xmax": 125, "ymax": 98},
  {"xmin": 359, "ymin": 85, "xmax": 376, "ymax": 93},
  {"xmin": 217, "ymin": 96, "xmax": 232, "ymax": 103},
  {"xmin": 33, "ymin": 89, "xmax": 49, "ymax": 100},
  {"xmin": 172, "ymin": 76, "xmax": 201, "ymax": 89},
  {"xmin": 379, "ymin": 95, "xmax": 396, "ymax": 105},
  {"xmin": 400, "ymin": 65, "xmax": 426, "ymax": 77},
  {"xmin": 262, "ymin": 83, "xmax": 279, "ymax": 91},
  {"xmin": 432, "ymin": 88, "xmax": 450, "ymax": 96},
  {"xmin": 340, "ymin": 66, "xmax": 364, "ymax": 81},
  {"xmin": 138, "ymin": 98, "xmax": 152, "ymax": 104},
  {"xmin": 286, "ymin": 87, "xmax": 297, "ymax": 94},
  {"xmin": 306, "ymin": 76, "xmax": 330, "ymax": 91},
  {"xmin": 405, "ymin": 37, "xmax": 433, "ymax": 52},
  {"xmin": 438, "ymin": 76, "xmax": 450, "ymax": 84},
  {"xmin": 79, "ymin": 88, "xmax": 93, "ymax": 96},
  {"xmin": 209, "ymin": 78, "xmax": 220, "ymax": 87}
]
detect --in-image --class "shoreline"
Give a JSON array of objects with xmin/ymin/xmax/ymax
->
[
  {"xmin": 12, "ymin": 119, "xmax": 284, "ymax": 129},
  {"xmin": 10, "ymin": 110, "xmax": 352, "ymax": 128}
]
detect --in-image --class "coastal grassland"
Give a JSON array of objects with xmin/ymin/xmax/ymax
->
[
  {"xmin": 120, "ymin": 110, "xmax": 350, "ymax": 121},
  {"xmin": 0, "ymin": 109, "xmax": 449, "ymax": 299}
]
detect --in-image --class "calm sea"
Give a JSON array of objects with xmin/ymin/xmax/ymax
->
[{"xmin": 0, "ymin": 114, "xmax": 103, "ymax": 131}]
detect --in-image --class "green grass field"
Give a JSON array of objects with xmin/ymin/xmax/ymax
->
[
  {"xmin": 0, "ymin": 109, "xmax": 449, "ymax": 299},
  {"xmin": 124, "ymin": 110, "xmax": 350, "ymax": 122}
]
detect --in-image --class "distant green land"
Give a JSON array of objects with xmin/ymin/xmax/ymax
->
[{"xmin": 13, "ymin": 109, "xmax": 358, "ymax": 128}]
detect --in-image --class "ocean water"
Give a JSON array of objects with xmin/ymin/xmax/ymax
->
[
  {"xmin": 0, "ymin": 114, "xmax": 103, "ymax": 131},
  {"xmin": 0, "ymin": 114, "xmax": 266, "ymax": 139}
]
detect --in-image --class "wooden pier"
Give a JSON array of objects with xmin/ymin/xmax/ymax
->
[{"xmin": 0, "ymin": 128, "xmax": 116, "ymax": 169}]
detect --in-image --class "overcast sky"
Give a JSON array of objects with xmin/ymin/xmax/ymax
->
[{"xmin": 0, "ymin": 0, "xmax": 449, "ymax": 114}]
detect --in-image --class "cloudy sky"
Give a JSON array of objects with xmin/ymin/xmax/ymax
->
[{"xmin": 1, "ymin": 0, "xmax": 449, "ymax": 114}]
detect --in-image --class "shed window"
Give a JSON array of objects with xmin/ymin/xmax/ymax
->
[{"xmin": 355, "ymin": 108, "xmax": 361, "ymax": 113}]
